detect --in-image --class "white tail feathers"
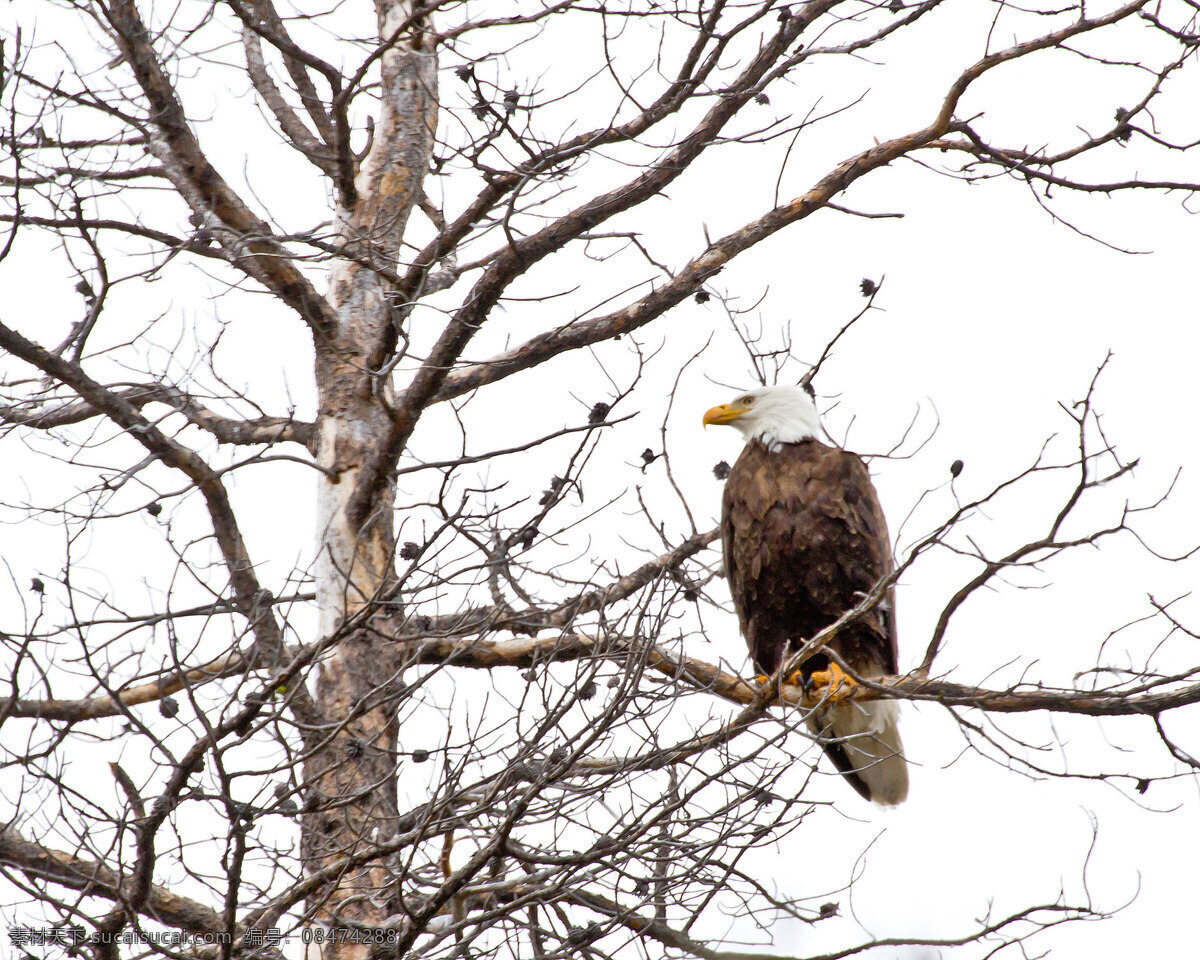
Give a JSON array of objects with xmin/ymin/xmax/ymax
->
[{"xmin": 808, "ymin": 699, "xmax": 908, "ymax": 806}]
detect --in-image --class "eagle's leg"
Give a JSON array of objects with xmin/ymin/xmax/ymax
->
[
  {"xmin": 755, "ymin": 673, "xmax": 803, "ymax": 687},
  {"xmin": 805, "ymin": 662, "xmax": 858, "ymax": 702}
]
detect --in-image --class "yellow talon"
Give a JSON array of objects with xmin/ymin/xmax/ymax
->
[{"xmin": 806, "ymin": 662, "xmax": 858, "ymax": 701}]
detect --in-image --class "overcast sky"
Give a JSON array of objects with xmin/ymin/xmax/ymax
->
[{"xmin": 3, "ymin": 1, "xmax": 1200, "ymax": 956}]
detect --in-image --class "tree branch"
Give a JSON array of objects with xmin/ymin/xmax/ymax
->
[
  {"xmin": 103, "ymin": 0, "xmax": 336, "ymax": 334},
  {"xmin": 0, "ymin": 829, "xmax": 225, "ymax": 935},
  {"xmin": 0, "ymin": 383, "xmax": 314, "ymax": 449}
]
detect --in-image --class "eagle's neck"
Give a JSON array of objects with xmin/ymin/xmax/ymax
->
[
  {"xmin": 742, "ymin": 417, "xmax": 822, "ymax": 452},
  {"xmin": 751, "ymin": 435, "xmax": 819, "ymax": 455}
]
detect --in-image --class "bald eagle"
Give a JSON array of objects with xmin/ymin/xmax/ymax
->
[{"xmin": 704, "ymin": 384, "xmax": 908, "ymax": 805}]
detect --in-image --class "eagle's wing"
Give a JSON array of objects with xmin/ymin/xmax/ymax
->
[
  {"xmin": 721, "ymin": 441, "xmax": 797, "ymax": 674},
  {"xmin": 831, "ymin": 449, "xmax": 898, "ymax": 675}
]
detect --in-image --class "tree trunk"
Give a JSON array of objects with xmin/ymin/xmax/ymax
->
[{"xmin": 304, "ymin": 4, "xmax": 436, "ymax": 954}]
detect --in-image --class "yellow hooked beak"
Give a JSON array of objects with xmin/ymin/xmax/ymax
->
[{"xmin": 702, "ymin": 400, "xmax": 749, "ymax": 427}]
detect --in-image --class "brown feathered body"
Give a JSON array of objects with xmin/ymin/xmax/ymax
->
[{"xmin": 721, "ymin": 437, "xmax": 907, "ymax": 804}]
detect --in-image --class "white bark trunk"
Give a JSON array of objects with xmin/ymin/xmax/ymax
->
[{"xmin": 303, "ymin": 5, "xmax": 437, "ymax": 955}]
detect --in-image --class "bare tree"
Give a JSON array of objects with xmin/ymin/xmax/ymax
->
[{"xmin": 2, "ymin": 1, "xmax": 1199, "ymax": 958}]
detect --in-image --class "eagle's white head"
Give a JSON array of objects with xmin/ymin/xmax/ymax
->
[{"xmin": 702, "ymin": 384, "xmax": 824, "ymax": 449}]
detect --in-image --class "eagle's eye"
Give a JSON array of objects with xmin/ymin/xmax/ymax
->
[{"xmin": 740, "ymin": 395, "xmax": 755, "ymax": 405}]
